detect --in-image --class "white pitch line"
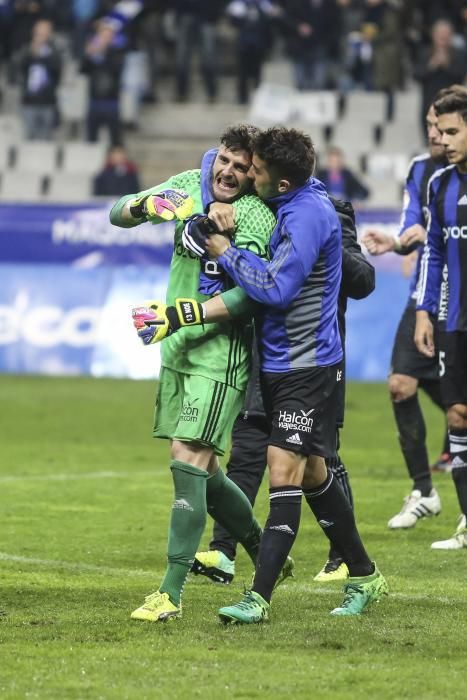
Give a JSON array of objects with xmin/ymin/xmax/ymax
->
[
  {"xmin": 0, "ymin": 553, "xmax": 463, "ymax": 604},
  {"xmin": 278, "ymin": 582, "xmax": 464, "ymax": 604},
  {"xmin": 0, "ymin": 470, "xmax": 155, "ymax": 484},
  {"xmin": 0, "ymin": 552, "xmax": 155, "ymax": 578}
]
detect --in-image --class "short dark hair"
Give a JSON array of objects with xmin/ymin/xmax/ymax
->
[
  {"xmin": 220, "ymin": 124, "xmax": 260, "ymax": 154},
  {"xmin": 434, "ymin": 86, "xmax": 467, "ymax": 123},
  {"xmin": 253, "ymin": 127, "xmax": 316, "ymax": 186}
]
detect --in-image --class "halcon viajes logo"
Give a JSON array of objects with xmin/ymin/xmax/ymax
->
[{"xmin": 278, "ymin": 409, "xmax": 314, "ymax": 433}]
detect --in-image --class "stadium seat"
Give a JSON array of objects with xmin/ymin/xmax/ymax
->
[
  {"xmin": 327, "ymin": 121, "xmax": 377, "ymax": 158},
  {"xmin": 393, "ymin": 90, "xmax": 422, "ymax": 124},
  {"xmin": 14, "ymin": 141, "xmax": 59, "ymax": 174},
  {"xmin": 60, "ymin": 142, "xmax": 107, "ymax": 175},
  {"xmin": 366, "ymin": 152, "xmax": 411, "ymax": 183},
  {"xmin": 0, "ymin": 142, "xmax": 11, "ymax": 169},
  {"xmin": 249, "ymin": 83, "xmax": 295, "ymax": 126},
  {"xmin": 363, "ymin": 176, "xmax": 403, "ymax": 208},
  {"xmin": 0, "ymin": 114, "xmax": 23, "ymax": 145},
  {"xmin": 293, "ymin": 91, "xmax": 338, "ymax": 126},
  {"xmin": 378, "ymin": 121, "xmax": 425, "ymax": 156},
  {"xmin": 45, "ymin": 172, "xmax": 92, "ymax": 201},
  {"xmin": 57, "ymin": 74, "xmax": 88, "ymax": 124},
  {"xmin": 342, "ymin": 91, "xmax": 388, "ymax": 126},
  {"xmin": 0, "ymin": 171, "xmax": 45, "ymax": 201}
]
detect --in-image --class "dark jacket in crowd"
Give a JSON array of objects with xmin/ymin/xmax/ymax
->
[
  {"xmin": 93, "ymin": 162, "xmax": 141, "ymax": 197},
  {"xmin": 18, "ymin": 42, "xmax": 62, "ymax": 106}
]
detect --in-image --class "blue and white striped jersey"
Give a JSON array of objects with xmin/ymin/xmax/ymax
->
[
  {"xmin": 399, "ymin": 154, "xmax": 445, "ymax": 299},
  {"xmin": 218, "ymin": 178, "xmax": 343, "ymax": 372},
  {"xmin": 417, "ymin": 165, "xmax": 467, "ymax": 331}
]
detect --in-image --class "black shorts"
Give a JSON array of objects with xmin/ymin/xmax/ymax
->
[
  {"xmin": 390, "ymin": 299, "xmax": 440, "ymax": 380},
  {"xmin": 260, "ymin": 364, "xmax": 342, "ymax": 458},
  {"xmin": 439, "ymin": 331, "xmax": 467, "ymax": 406}
]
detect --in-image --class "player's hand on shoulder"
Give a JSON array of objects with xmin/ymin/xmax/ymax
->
[
  {"xmin": 208, "ymin": 202, "xmax": 236, "ymax": 235},
  {"xmin": 182, "ymin": 214, "xmax": 231, "ymax": 257}
]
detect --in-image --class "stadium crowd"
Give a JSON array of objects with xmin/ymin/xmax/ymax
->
[{"xmin": 1, "ymin": 0, "xmax": 467, "ymax": 142}]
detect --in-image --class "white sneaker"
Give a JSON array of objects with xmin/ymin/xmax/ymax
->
[
  {"xmin": 431, "ymin": 515, "xmax": 467, "ymax": 550},
  {"xmin": 388, "ymin": 488, "xmax": 441, "ymax": 529}
]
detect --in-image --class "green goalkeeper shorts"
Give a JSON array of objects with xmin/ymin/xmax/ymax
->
[{"xmin": 153, "ymin": 367, "xmax": 244, "ymax": 456}]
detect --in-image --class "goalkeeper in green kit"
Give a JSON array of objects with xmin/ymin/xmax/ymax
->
[{"xmin": 110, "ymin": 125, "xmax": 289, "ymax": 622}]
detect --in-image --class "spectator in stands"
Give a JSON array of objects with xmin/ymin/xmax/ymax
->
[
  {"xmin": 93, "ymin": 144, "xmax": 141, "ymax": 196},
  {"xmin": 413, "ymin": 18, "xmax": 467, "ymax": 134},
  {"xmin": 173, "ymin": 1, "xmax": 226, "ymax": 103},
  {"xmin": 226, "ymin": 0, "xmax": 281, "ymax": 104},
  {"xmin": 133, "ymin": 1, "xmax": 171, "ymax": 104},
  {"xmin": 80, "ymin": 17, "xmax": 126, "ymax": 145},
  {"xmin": 71, "ymin": 0, "xmax": 100, "ymax": 59},
  {"xmin": 281, "ymin": 0, "xmax": 342, "ymax": 91},
  {"xmin": 10, "ymin": 0, "xmax": 45, "ymax": 52},
  {"xmin": 316, "ymin": 146, "xmax": 370, "ymax": 205},
  {"xmin": 15, "ymin": 17, "xmax": 62, "ymax": 140},
  {"xmin": 361, "ymin": 0, "xmax": 407, "ymax": 119}
]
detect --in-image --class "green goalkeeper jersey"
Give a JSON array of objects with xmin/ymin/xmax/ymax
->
[{"xmin": 110, "ymin": 169, "xmax": 276, "ymax": 390}]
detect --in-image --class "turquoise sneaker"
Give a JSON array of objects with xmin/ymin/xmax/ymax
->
[
  {"xmin": 330, "ymin": 564, "xmax": 388, "ymax": 616},
  {"xmin": 191, "ymin": 550, "xmax": 235, "ymax": 584},
  {"xmin": 219, "ymin": 590, "xmax": 270, "ymax": 624}
]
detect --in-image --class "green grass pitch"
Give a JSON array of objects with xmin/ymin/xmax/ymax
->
[{"xmin": 1, "ymin": 375, "xmax": 466, "ymax": 699}]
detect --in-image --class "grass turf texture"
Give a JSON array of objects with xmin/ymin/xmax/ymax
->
[{"xmin": 1, "ymin": 375, "xmax": 466, "ymax": 700}]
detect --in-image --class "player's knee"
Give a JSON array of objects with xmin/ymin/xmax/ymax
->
[{"xmin": 388, "ymin": 374, "xmax": 417, "ymax": 403}]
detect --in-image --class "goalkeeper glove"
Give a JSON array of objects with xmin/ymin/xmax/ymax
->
[
  {"xmin": 132, "ymin": 298, "xmax": 205, "ymax": 345},
  {"xmin": 129, "ymin": 189, "xmax": 194, "ymax": 222},
  {"xmin": 182, "ymin": 214, "xmax": 230, "ymax": 257}
]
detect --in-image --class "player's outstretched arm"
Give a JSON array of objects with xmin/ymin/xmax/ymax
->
[
  {"xmin": 110, "ymin": 188, "xmax": 194, "ymax": 228},
  {"xmin": 131, "ymin": 288, "xmax": 256, "ymax": 345},
  {"xmin": 362, "ymin": 230, "xmax": 400, "ymax": 255}
]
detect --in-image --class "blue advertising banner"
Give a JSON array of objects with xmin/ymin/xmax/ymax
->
[
  {"xmin": 0, "ymin": 202, "xmax": 175, "ymax": 266},
  {"xmin": 0, "ymin": 203, "xmax": 414, "ymax": 380},
  {"xmin": 0, "ymin": 264, "xmax": 168, "ymax": 378}
]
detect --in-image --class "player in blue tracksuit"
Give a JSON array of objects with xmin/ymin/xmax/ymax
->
[
  {"xmin": 196, "ymin": 127, "xmax": 388, "ymax": 622},
  {"xmin": 191, "ymin": 196, "xmax": 374, "ymax": 587},
  {"xmin": 416, "ymin": 87, "xmax": 467, "ymax": 550}
]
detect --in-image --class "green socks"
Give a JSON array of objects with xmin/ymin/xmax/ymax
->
[
  {"xmin": 206, "ymin": 468, "xmax": 262, "ymax": 565},
  {"xmin": 159, "ymin": 460, "xmax": 208, "ymax": 605}
]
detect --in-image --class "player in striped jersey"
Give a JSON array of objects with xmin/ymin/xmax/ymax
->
[
  {"xmin": 362, "ymin": 98, "xmax": 451, "ymax": 529},
  {"xmin": 110, "ymin": 125, "xmax": 278, "ymax": 622},
  {"xmin": 416, "ymin": 86, "xmax": 467, "ymax": 550}
]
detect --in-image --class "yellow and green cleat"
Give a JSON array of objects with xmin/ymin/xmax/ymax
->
[
  {"xmin": 191, "ymin": 550, "xmax": 235, "ymax": 584},
  {"xmin": 314, "ymin": 557, "xmax": 349, "ymax": 582},
  {"xmin": 130, "ymin": 590, "xmax": 180, "ymax": 622}
]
